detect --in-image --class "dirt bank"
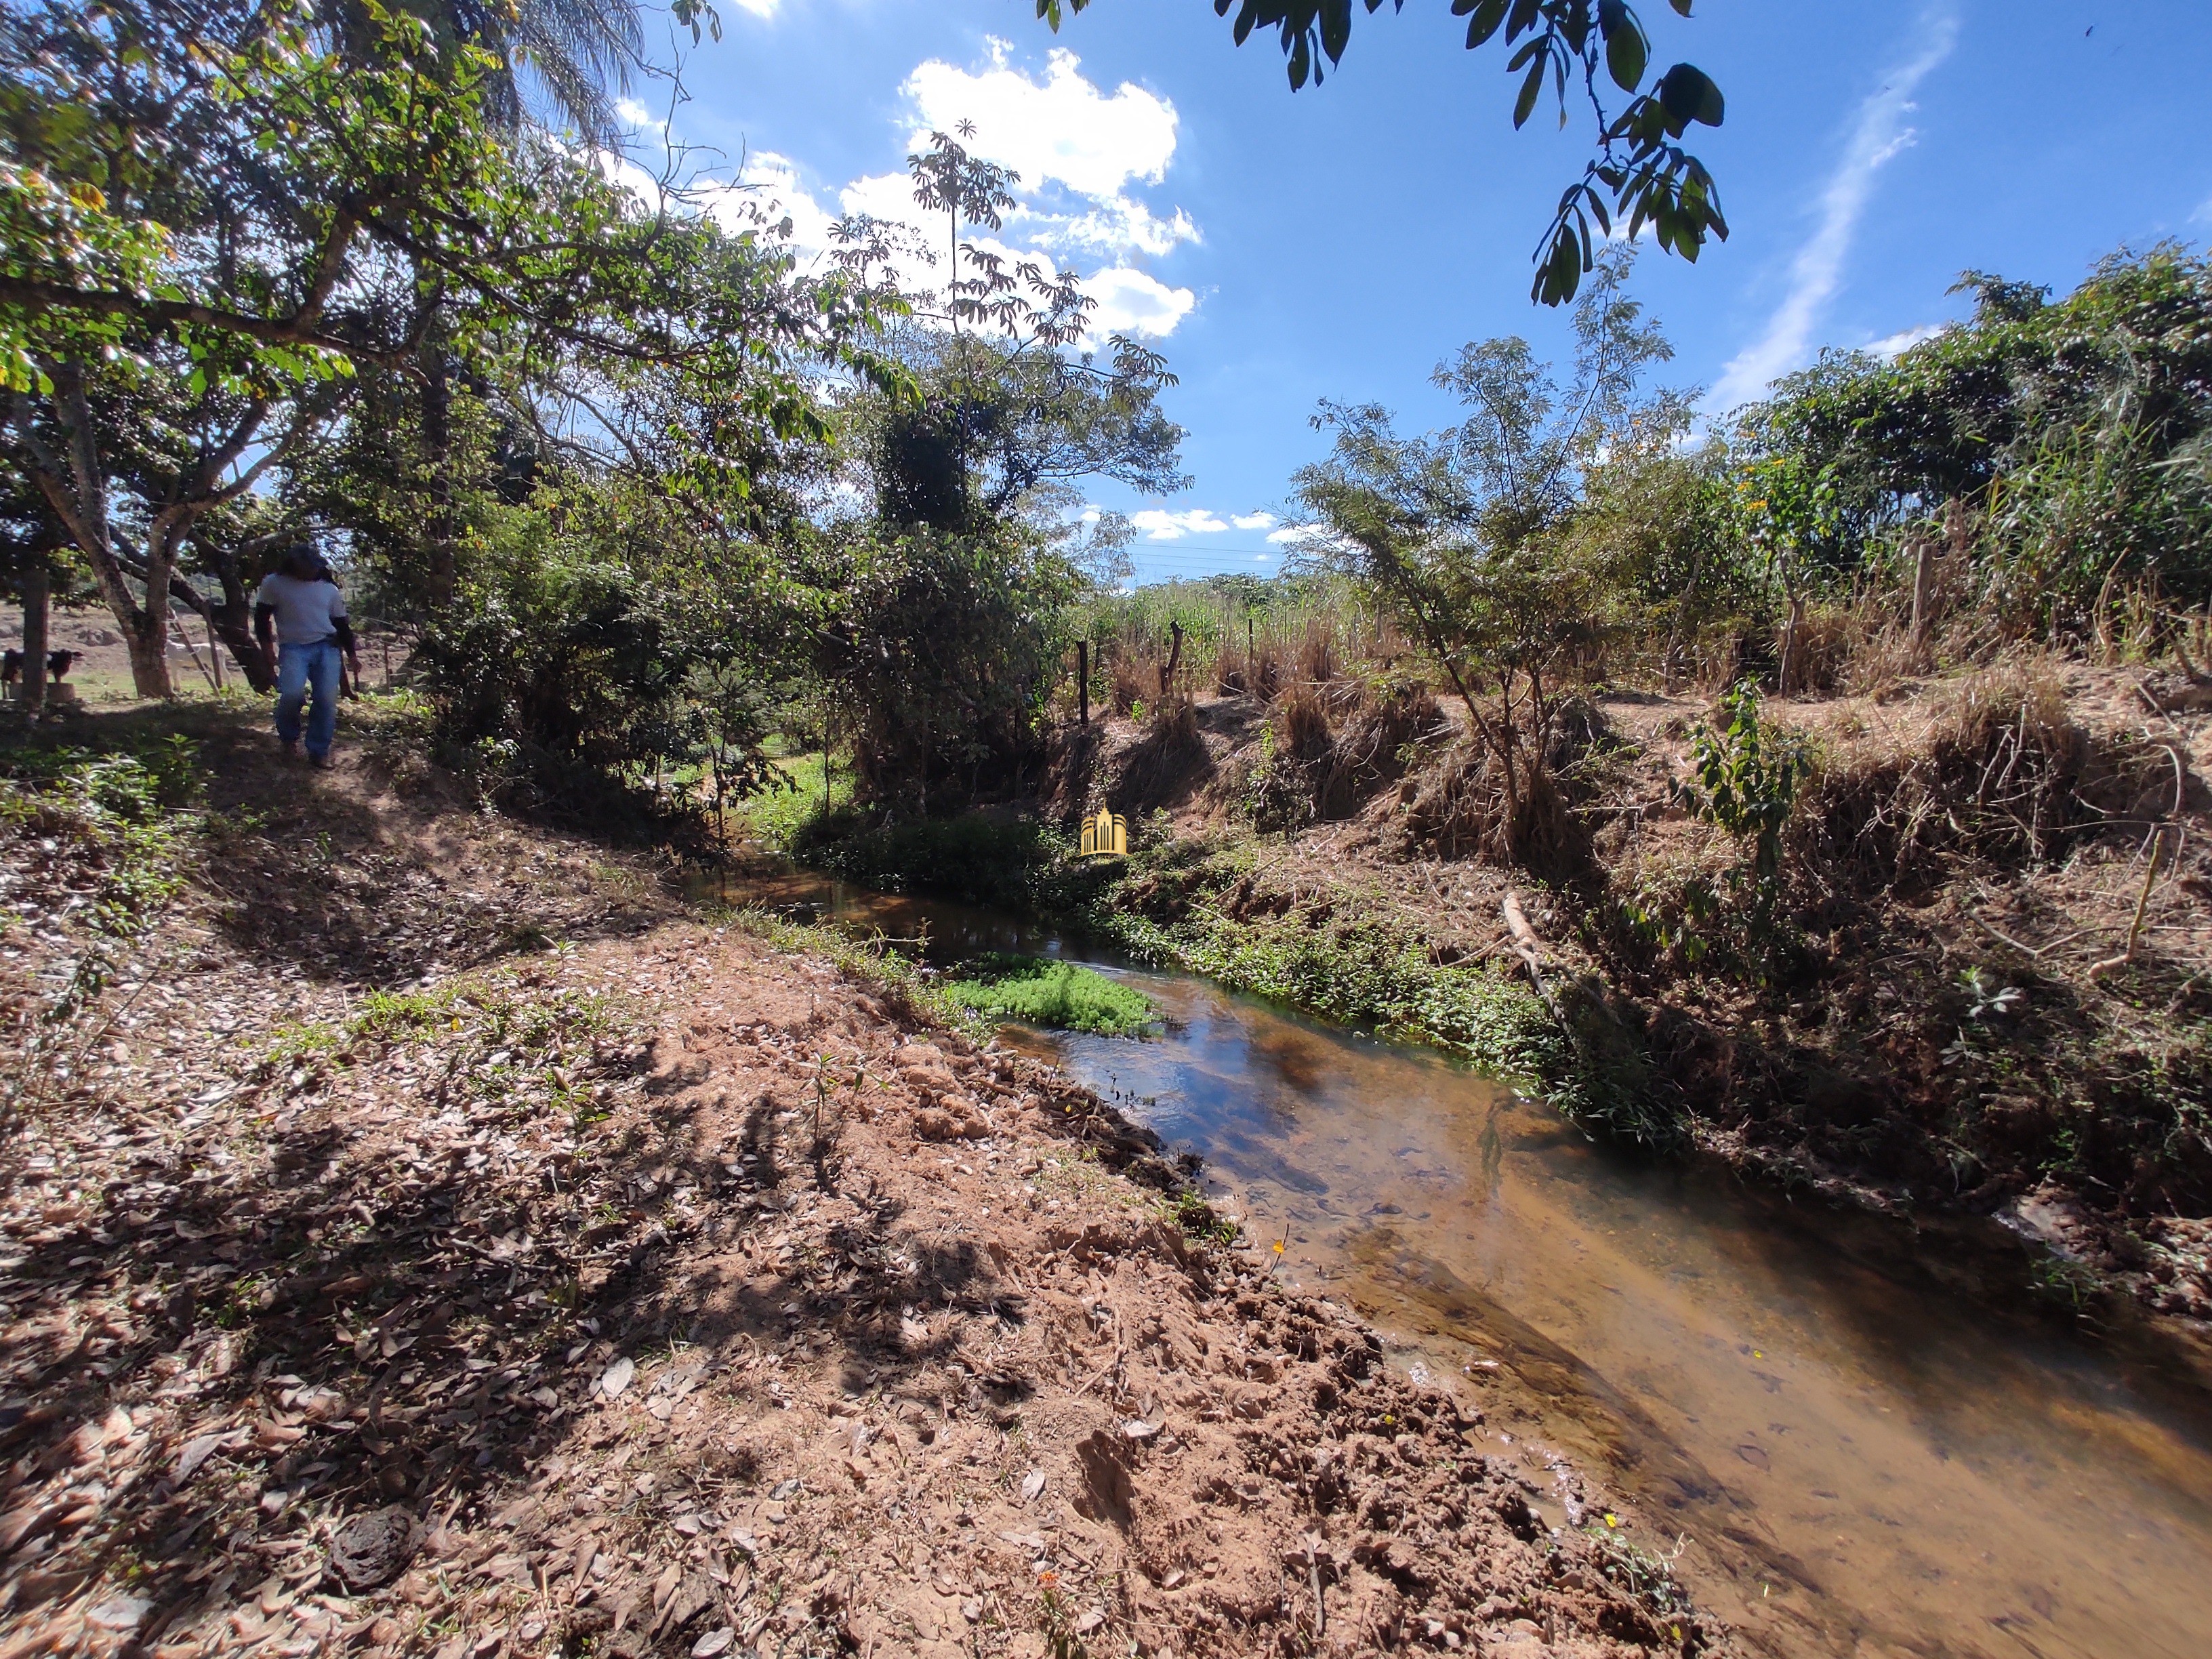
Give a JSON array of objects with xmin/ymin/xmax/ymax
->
[
  {"xmin": 0, "ymin": 706, "xmax": 1732, "ymax": 1658},
  {"xmin": 796, "ymin": 659, "xmax": 2212, "ymax": 1330}
]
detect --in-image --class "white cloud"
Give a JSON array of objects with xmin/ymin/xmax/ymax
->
[
  {"xmin": 1019, "ymin": 197, "xmax": 1200, "ymax": 261},
  {"xmin": 1867, "ymin": 322, "xmax": 1948, "ymax": 359},
  {"xmin": 1266, "ymin": 523, "xmax": 1326, "ymax": 545},
  {"xmin": 1232, "ymin": 512, "xmax": 1277, "ymax": 531},
  {"xmin": 1130, "ymin": 509, "xmax": 1229, "ymax": 540},
  {"xmin": 729, "ymin": 0, "xmax": 781, "ymax": 17},
  {"xmin": 1706, "ymin": 10, "xmax": 1960, "ymax": 415},
  {"xmin": 697, "ymin": 152, "xmax": 843, "ymax": 258},
  {"xmin": 614, "ymin": 98, "xmax": 655, "ymax": 130},
  {"xmin": 642, "ymin": 45, "xmax": 1200, "ymax": 339},
  {"xmin": 1081, "ymin": 267, "xmax": 1195, "ymax": 337},
  {"xmin": 903, "ymin": 43, "xmax": 1178, "ymax": 199}
]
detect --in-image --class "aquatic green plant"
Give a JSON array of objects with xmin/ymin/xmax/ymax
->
[{"xmin": 942, "ymin": 954, "xmax": 1155, "ymax": 1036}]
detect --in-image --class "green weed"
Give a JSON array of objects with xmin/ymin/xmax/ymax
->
[
  {"xmin": 941, "ymin": 955, "xmax": 1156, "ymax": 1035},
  {"xmin": 0, "ymin": 737, "xmax": 202, "ymax": 935}
]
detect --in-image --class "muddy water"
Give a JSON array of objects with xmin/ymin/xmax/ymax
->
[{"xmin": 707, "ymin": 871, "xmax": 2212, "ymax": 1658}]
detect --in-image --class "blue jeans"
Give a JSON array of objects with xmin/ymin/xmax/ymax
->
[{"xmin": 274, "ymin": 639, "xmax": 342, "ymax": 758}]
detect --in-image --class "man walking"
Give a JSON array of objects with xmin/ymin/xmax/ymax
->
[{"xmin": 254, "ymin": 545, "xmax": 361, "ymax": 766}]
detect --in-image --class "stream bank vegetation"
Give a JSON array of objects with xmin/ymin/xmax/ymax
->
[{"xmin": 762, "ymin": 248, "xmax": 2212, "ymax": 1327}]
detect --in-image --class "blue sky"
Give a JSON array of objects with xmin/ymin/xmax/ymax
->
[{"xmin": 623, "ymin": 1, "xmax": 2212, "ymax": 583}]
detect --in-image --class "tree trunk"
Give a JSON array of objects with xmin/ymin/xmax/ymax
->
[
  {"xmin": 123, "ymin": 514, "xmax": 191, "ymax": 700},
  {"xmin": 1077, "ymin": 639, "xmax": 1089, "ymax": 726},
  {"xmin": 123, "ymin": 617, "xmax": 169, "ymax": 698},
  {"xmin": 211, "ymin": 603, "xmax": 273, "ymax": 691},
  {"xmin": 25, "ymin": 368, "xmax": 168, "ymax": 696},
  {"xmin": 20, "ymin": 562, "xmax": 47, "ymax": 717},
  {"xmin": 194, "ymin": 533, "xmax": 276, "ymax": 691},
  {"xmin": 420, "ymin": 321, "xmax": 457, "ymax": 606}
]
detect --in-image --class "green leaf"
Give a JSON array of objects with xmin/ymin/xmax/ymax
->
[
  {"xmin": 1513, "ymin": 54, "xmax": 1545, "ymax": 126},
  {"xmin": 1600, "ymin": 1, "xmax": 1647, "ymax": 90},
  {"xmin": 1464, "ymin": 0, "xmax": 1509, "ymax": 45},
  {"xmin": 1657, "ymin": 63, "xmax": 1725, "ymax": 129}
]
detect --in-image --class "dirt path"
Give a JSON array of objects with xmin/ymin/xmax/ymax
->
[{"xmin": 0, "ymin": 712, "xmax": 1733, "ymax": 1658}]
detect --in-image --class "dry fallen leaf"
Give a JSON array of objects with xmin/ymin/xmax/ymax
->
[
  {"xmin": 598, "ymin": 1357, "xmax": 635, "ymax": 1399},
  {"xmin": 86, "ymin": 1597, "xmax": 152, "ymax": 1632},
  {"xmin": 173, "ymin": 1432, "xmax": 227, "ymax": 1483}
]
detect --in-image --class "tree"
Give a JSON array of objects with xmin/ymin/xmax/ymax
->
[
  {"xmin": 1292, "ymin": 250, "xmax": 1677, "ymax": 861},
  {"xmin": 839, "ymin": 129, "xmax": 1186, "ymax": 536},
  {"xmin": 0, "ymin": 474, "xmax": 70, "ymax": 716},
  {"xmin": 418, "ymin": 0, "xmax": 647, "ymax": 146},
  {"xmin": 809, "ymin": 522, "xmax": 1080, "ymax": 811},
  {"xmin": 802, "ymin": 133, "xmax": 1188, "ymax": 808},
  {"xmin": 1561, "ymin": 423, "xmax": 1746, "ymax": 690},
  {"xmin": 1733, "ymin": 246, "xmax": 2212, "ymax": 635},
  {"xmin": 1, "ymin": 0, "xmax": 888, "ymax": 694},
  {"xmin": 1038, "ymin": 0, "xmax": 1725, "ymax": 304},
  {"xmin": 1732, "ymin": 451, "xmax": 1839, "ymax": 694}
]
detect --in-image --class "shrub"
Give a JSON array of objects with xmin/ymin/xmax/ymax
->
[{"xmin": 1679, "ymin": 683, "xmax": 1811, "ymax": 960}]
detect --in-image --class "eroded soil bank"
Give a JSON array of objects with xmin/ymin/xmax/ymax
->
[
  {"xmin": 793, "ymin": 663, "xmax": 2212, "ymax": 1330},
  {"xmin": 683, "ymin": 869, "xmax": 2212, "ymax": 1659},
  {"xmin": 0, "ymin": 709, "xmax": 1731, "ymax": 1658}
]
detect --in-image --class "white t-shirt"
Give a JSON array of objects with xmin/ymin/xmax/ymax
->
[{"xmin": 254, "ymin": 573, "xmax": 348, "ymax": 645}]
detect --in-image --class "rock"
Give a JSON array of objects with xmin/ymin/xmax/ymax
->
[{"xmin": 329, "ymin": 1507, "xmax": 419, "ymax": 1590}]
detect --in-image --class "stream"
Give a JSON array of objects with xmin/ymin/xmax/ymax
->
[{"xmin": 703, "ymin": 867, "xmax": 2212, "ymax": 1659}]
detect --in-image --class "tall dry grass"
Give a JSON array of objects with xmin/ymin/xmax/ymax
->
[{"xmin": 1793, "ymin": 652, "xmax": 2169, "ymax": 888}]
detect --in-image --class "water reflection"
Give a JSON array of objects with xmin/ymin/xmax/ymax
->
[{"xmin": 699, "ymin": 865, "xmax": 2212, "ymax": 1659}]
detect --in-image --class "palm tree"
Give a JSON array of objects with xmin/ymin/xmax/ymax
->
[
  {"xmin": 330, "ymin": 1, "xmax": 647, "ymax": 147},
  {"xmin": 445, "ymin": 0, "xmax": 646, "ymax": 148}
]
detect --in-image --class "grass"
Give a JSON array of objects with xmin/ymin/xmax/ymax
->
[
  {"xmin": 941, "ymin": 954, "xmax": 1156, "ymax": 1036},
  {"xmin": 725, "ymin": 751, "xmax": 852, "ymax": 853},
  {"xmin": 0, "ymin": 733, "xmax": 203, "ymax": 937}
]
